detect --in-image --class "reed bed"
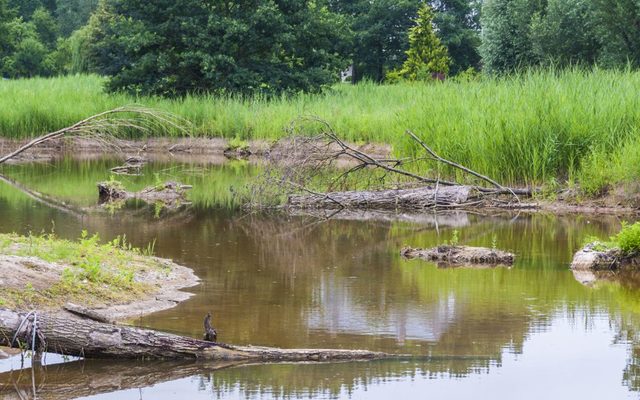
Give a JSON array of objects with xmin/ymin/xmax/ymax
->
[{"xmin": 2, "ymin": 69, "xmax": 640, "ymax": 191}]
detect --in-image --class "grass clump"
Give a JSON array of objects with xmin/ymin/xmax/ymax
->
[
  {"xmin": 614, "ymin": 222, "xmax": 640, "ymax": 254},
  {"xmin": 0, "ymin": 231, "xmax": 163, "ymax": 310},
  {"xmin": 584, "ymin": 222, "xmax": 640, "ymax": 254},
  {"xmin": 2, "ymin": 69, "xmax": 640, "ymax": 192}
]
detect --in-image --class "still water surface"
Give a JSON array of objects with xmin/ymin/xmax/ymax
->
[{"xmin": 0, "ymin": 158, "xmax": 639, "ymax": 399}]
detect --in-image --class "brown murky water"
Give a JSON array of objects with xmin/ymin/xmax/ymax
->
[{"xmin": 0, "ymin": 159, "xmax": 639, "ymax": 399}]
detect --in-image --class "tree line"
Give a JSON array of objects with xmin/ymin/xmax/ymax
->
[{"xmin": 1, "ymin": 0, "xmax": 638, "ymax": 96}]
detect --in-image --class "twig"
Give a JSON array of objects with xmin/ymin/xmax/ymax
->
[
  {"xmin": 405, "ymin": 129, "xmax": 520, "ymax": 203},
  {"xmin": 0, "ymin": 106, "xmax": 189, "ymax": 165}
]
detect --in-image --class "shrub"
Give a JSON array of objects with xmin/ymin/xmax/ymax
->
[{"xmin": 614, "ymin": 222, "xmax": 640, "ymax": 254}]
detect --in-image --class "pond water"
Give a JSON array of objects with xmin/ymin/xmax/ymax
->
[{"xmin": 0, "ymin": 158, "xmax": 639, "ymax": 399}]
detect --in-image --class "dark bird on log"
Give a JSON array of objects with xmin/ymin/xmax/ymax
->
[{"xmin": 203, "ymin": 312, "xmax": 217, "ymax": 342}]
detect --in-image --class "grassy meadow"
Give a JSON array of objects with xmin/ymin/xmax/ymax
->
[{"xmin": 2, "ymin": 69, "xmax": 640, "ymax": 193}]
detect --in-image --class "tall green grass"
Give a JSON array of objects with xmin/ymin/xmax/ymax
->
[{"xmin": 2, "ymin": 69, "xmax": 640, "ymax": 189}]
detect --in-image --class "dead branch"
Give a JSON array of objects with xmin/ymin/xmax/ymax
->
[
  {"xmin": 0, "ymin": 106, "xmax": 189, "ymax": 165},
  {"xmin": 247, "ymin": 117, "xmax": 535, "ymax": 211}
]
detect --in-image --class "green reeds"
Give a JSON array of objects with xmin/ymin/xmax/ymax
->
[{"xmin": 2, "ymin": 68, "xmax": 640, "ymax": 191}]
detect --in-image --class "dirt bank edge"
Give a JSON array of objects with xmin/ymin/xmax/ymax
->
[{"xmin": 0, "ymin": 253, "xmax": 199, "ymax": 322}]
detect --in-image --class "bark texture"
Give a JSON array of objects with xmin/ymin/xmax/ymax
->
[
  {"xmin": 0, "ymin": 309, "xmax": 396, "ymax": 361},
  {"xmin": 287, "ymin": 185, "xmax": 472, "ymax": 210}
]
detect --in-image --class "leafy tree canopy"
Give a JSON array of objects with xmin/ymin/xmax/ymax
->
[{"xmin": 87, "ymin": 0, "xmax": 352, "ymax": 97}]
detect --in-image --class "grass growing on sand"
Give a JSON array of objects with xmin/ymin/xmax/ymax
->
[{"xmin": 0, "ymin": 231, "xmax": 165, "ymax": 310}]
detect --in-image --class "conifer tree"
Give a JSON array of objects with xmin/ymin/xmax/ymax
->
[{"xmin": 388, "ymin": 3, "xmax": 450, "ymax": 81}]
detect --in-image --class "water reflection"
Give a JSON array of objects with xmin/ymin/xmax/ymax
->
[{"xmin": 0, "ymin": 159, "xmax": 639, "ymax": 399}]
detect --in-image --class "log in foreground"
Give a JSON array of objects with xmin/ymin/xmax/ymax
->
[
  {"xmin": 0, "ymin": 309, "xmax": 398, "ymax": 362},
  {"xmin": 288, "ymin": 185, "xmax": 473, "ymax": 210},
  {"xmin": 401, "ymin": 245, "xmax": 515, "ymax": 266}
]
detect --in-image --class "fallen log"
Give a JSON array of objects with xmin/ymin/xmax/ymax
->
[
  {"xmin": 401, "ymin": 245, "xmax": 515, "ymax": 266},
  {"xmin": 287, "ymin": 185, "xmax": 473, "ymax": 210},
  {"xmin": 0, "ymin": 309, "xmax": 400, "ymax": 362},
  {"xmin": 97, "ymin": 181, "xmax": 192, "ymax": 206}
]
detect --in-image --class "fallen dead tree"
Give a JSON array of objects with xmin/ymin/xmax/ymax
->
[
  {"xmin": 249, "ymin": 117, "xmax": 537, "ymax": 211},
  {"xmin": 401, "ymin": 245, "xmax": 515, "ymax": 266},
  {"xmin": 0, "ymin": 309, "xmax": 402, "ymax": 361},
  {"xmin": 288, "ymin": 185, "xmax": 473, "ymax": 210}
]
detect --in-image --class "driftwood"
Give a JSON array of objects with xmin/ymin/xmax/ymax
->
[
  {"xmin": 0, "ymin": 309, "xmax": 401, "ymax": 361},
  {"xmin": 98, "ymin": 181, "xmax": 192, "ymax": 206},
  {"xmin": 288, "ymin": 185, "xmax": 473, "ymax": 210},
  {"xmin": 250, "ymin": 118, "xmax": 536, "ymax": 211},
  {"xmin": 110, "ymin": 156, "xmax": 147, "ymax": 175},
  {"xmin": 401, "ymin": 245, "xmax": 515, "ymax": 266}
]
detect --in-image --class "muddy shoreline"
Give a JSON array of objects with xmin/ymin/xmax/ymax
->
[
  {"xmin": 0, "ymin": 137, "xmax": 637, "ymax": 215},
  {"xmin": 0, "ymin": 254, "xmax": 199, "ymax": 322}
]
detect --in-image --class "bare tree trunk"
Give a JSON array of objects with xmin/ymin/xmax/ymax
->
[
  {"xmin": 0, "ymin": 309, "xmax": 398, "ymax": 361},
  {"xmin": 287, "ymin": 185, "xmax": 473, "ymax": 210}
]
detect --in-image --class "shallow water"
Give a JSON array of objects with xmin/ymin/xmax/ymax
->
[{"xmin": 0, "ymin": 159, "xmax": 639, "ymax": 399}]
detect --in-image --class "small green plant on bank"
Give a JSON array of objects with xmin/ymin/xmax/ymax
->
[
  {"xmin": 0, "ymin": 231, "xmax": 161, "ymax": 309},
  {"xmin": 447, "ymin": 230, "xmax": 460, "ymax": 246},
  {"xmin": 584, "ymin": 221, "xmax": 640, "ymax": 254},
  {"xmin": 491, "ymin": 234, "xmax": 498, "ymax": 250},
  {"xmin": 615, "ymin": 222, "xmax": 640, "ymax": 254},
  {"xmin": 227, "ymin": 137, "xmax": 249, "ymax": 151},
  {"xmin": 153, "ymin": 201, "xmax": 165, "ymax": 218}
]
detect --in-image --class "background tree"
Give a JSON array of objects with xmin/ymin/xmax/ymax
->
[
  {"xmin": 8, "ymin": 0, "xmax": 56, "ymax": 20},
  {"xmin": 0, "ymin": 0, "xmax": 15, "ymax": 62},
  {"xmin": 349, "ymin": 0, "xmax": 419, "ymax": 82},
  {"xmin": 592, "ymin": 0, "xmax": 640, "ymax": 68},
  {"xmin": 56, "ymin": 0, "xmax": 99, "ymax": 36},
  {"xmin": 387, "ymin": 3, "xmax": 451, "ymax": 81},
  {"xmin": 87, "ymin": 0, "xmax": 352, "ymax": 96},
  {"xmin": 480, "ymin": 0, "xmax": 543, "ymax": 74},
  {"xmin": 31, "ymin": 6, "xmax": 60, "ymax": 49},
  {"xmin": 431, "ymin": 0, "xmax": 481, "ymax": 74},
  {"xmin": 529, "ymin": 0, "xmax": 600, "ymax": 66}
]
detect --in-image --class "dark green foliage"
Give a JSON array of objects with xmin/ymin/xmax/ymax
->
[
  {"xmin": 530, "ymin": 0, "xmax": 600, "ymax": 66},
  {"xmin": 0, "ymin": 0, "xmax": 15, "ymax": 58},
  {"xmin": 8, "ymin": 0, "xmax": 56, "ymax": 20},
  {"xmin": 86, "ymin": 0, "xmax": 351, "ymax": 97},
  {"xmin": 11, "ymin": 36, "xmax": 52, "ymax": 77},
  {"xmin": 31, "ymin": 7, "xmax": 60, "ymax": 48},
  {"xmin": 431, "ymin": 0, "xmax": 481, "ymax": 75},
  {"xmin": 56, "ymin": 0, "xmax": 99, "ymax": 36},
  {"xmin": 480, "ymin": 0, "xmax": 543, "ymax": 74},
  {"xmin": 592, "ymin": 0, "xmax": 640, "ymax": 68},
  {"xmin": 348, "ymin": 0, "xmax": 419, "ymax": 82}
]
